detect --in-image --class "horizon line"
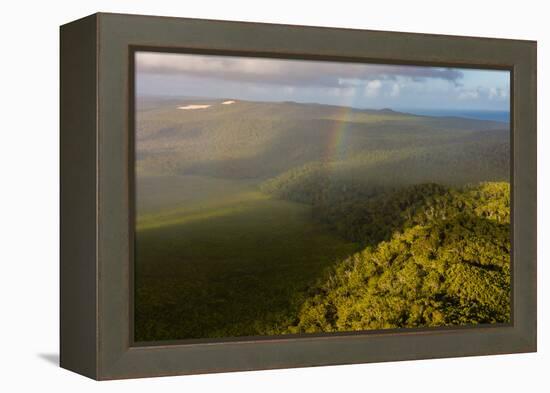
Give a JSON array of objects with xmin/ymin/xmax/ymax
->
[{"xmin": 136, "ymin": 94, "xmax": 510, "ymax": 114}]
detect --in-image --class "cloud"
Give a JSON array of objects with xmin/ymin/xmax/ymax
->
[
  {"xmin": 458, "ymin": 90, "xmax": 480, "ymax": 100},
  {"xmin": 389, "ymin": 82, "xmax": 401, "ymax": 97},
  {"xmin": 136, "ymin": 51, "xmax": 464, "ymax": 88},
  {"xmin": 364, "ymin": 80, "xmax": 382, "ymax": 97},
  {"xmin": 488, "ymin": 87, "xmax": 508, "ymax": 100},
  {"xmin": 458, "ymin": 86, "xmax": 509, "ymax": 101}
]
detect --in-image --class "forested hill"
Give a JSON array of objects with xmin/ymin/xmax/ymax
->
[
  {"xmin": 272, "ymin": 182, "xmax": 511, "ymax": 334},
  {"xmin": 136, "ymin": 98, "xmax": 509, "ymax": 185}
]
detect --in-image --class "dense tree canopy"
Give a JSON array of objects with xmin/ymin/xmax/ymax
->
[{"xmin": 271, "ymin": 182, "xmax": 511, "ymax": 333}]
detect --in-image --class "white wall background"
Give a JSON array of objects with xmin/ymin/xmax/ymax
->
[{"xmin": 0, "ymin": 0, "xmax": 546, "ymax": 391}]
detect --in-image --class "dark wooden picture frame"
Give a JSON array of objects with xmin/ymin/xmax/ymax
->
[{"xmin": 60, "ymin": 12, "xmax": 537, "ymax": 380}]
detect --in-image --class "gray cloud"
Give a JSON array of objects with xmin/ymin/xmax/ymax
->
[{"xmin": 136, "ymin": 52, "xmax": 464, "ymax": 88}]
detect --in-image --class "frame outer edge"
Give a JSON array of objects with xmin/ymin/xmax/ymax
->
[
  {"xmin": 59, "ymin": 13, "xmax": 100, "ymax": 380},
  {"xmin": 521, "ymin": 41, "xmax": 537, "ymax": 351},
  {"xmin": 93, "ymin": 13, "xmax": 537, "ymax": 380}
]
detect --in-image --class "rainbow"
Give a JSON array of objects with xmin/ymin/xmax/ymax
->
[{"xmin": 322, "ymin": 95, "xmax": 360, "ymax": 166}]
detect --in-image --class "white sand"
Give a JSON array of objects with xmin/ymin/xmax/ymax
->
[
  {"xmin": 221, "ymin": 100, "xmax": 236, "ymax": 105},
  {"xmin": 178, "ymin": 104, "xmax": 212, "ymax": 110}
]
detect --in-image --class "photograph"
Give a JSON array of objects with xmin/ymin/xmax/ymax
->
[
  {"xmin": 0, "ymin": 0, "xmax": 544, "ymax": 387},
  {"xmin": 133, "ymin": 51, "xmax": 511, "ymax": 342}
]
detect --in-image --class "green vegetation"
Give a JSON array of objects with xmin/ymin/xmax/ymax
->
[
  {"xmin": 134, "ymin": 98, "xmax": 511, "ymax": 341},
  {"xmin": 278, "ymin": 182, "xmax": 511, "ymax": 333},
  {"xmin": 136, "ymin": 98, "xmax": 508, "ymax": 182},
  {"xmin": 134, "ymin": 176, "xmax": 358, "ymax": 341}
]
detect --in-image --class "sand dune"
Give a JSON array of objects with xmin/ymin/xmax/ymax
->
[{"xmin": 178, "ymin": 104, "xmax": 211, "ymax": 110}]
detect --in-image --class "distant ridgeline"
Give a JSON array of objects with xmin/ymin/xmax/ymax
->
[
  {"xmin": 136, "ymin": 98, "xmax": 510, "ymax": 184},
  {"xmin": 137, "ymin": 98, "xmax": 511, "ymax": 332}
]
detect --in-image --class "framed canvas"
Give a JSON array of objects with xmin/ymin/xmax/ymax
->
[{"xmin": 60, "ymin": 12, "xmax": 537, "ymax": 380}]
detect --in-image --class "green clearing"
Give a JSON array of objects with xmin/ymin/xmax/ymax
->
[{"xmin": 135, "ymin": 175, "xmax": 359, "ymax": 341}]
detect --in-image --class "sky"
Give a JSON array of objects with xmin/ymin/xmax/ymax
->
[{"xmin": 135, "ymin": 51, "xmax": 510, "ymax": 112}]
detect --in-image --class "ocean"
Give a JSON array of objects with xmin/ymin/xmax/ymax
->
[{"xmin": 399, "ymin": 109, "xmax": 510, "ymax": 123}]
